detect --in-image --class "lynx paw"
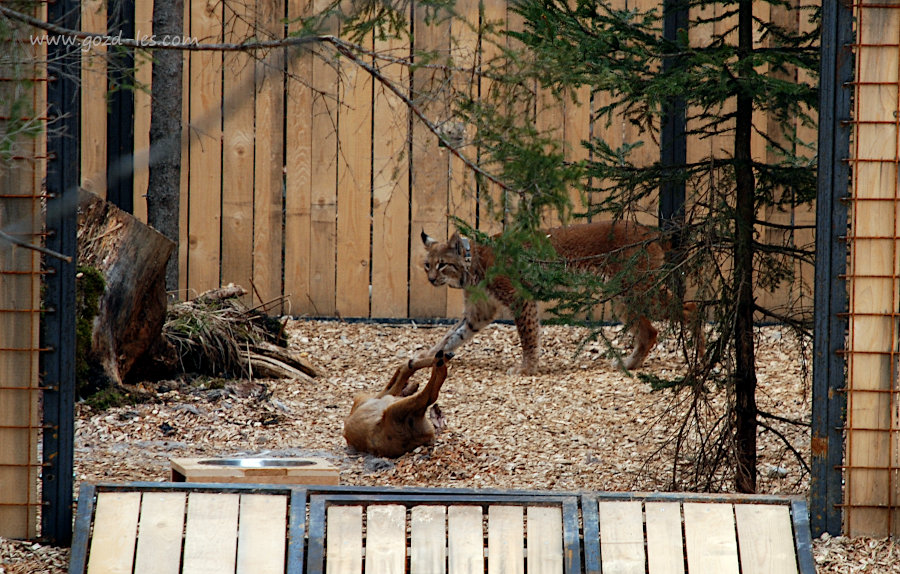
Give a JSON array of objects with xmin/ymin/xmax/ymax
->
[{"xmin": 507, "ymin": 363, "xmax": 538, "ymax": 376}]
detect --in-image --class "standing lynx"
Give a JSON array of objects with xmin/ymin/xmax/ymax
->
[{"xmin": 420, "ymin": 220, "xmax": 702, "ymax": 374}]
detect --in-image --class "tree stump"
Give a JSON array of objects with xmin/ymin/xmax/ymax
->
[{"xmin": 77, "ymin": 189, "xmax": 175, "ymax": 386}]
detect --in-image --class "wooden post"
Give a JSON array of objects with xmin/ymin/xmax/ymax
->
[{"xmin": 845, "ymin": 0, "xmax": 900, "ymax": 537}]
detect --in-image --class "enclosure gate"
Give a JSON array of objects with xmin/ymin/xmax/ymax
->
[
  {"xmin": 843, "ymin": 0, "xmax": 900, "ymax": 538},
  {"xmin": 70, "ymin": 483, "xmax": 816, "ymax": 574}
]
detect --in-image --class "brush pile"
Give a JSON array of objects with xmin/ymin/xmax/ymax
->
[{"xmin": 147, "ymin": 285, "xmax": 319, "ymax": 382}]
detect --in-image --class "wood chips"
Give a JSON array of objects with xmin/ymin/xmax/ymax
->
[{"xmin": 1, "ymin": 319, "xmax": 894, "ymax": 572}]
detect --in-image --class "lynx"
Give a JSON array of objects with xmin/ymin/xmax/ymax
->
[
  {"xmin": 343, "ymin": 351, "xmax": 451, "ymax": 458},
  {"xmin": 420, "ymin": 220, "xmax": 702, "ymax": 375}
]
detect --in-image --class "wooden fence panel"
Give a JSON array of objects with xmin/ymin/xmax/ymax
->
[{"xmin": 81, "ymin": 0, "xmax": 817, "ymax": 321}]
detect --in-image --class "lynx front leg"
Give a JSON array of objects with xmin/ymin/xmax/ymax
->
[{"xmin": 425, "ymin": 295, "xmax": 498, "ymax": 358}]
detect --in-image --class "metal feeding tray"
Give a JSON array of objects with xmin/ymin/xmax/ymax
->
[
  {"xmin": 196, "ymin": 458, "xmax": 316, "ymax": 468},
  {"xmin": 170, "ymin": 456, "xmax": 339, "ymax": 485}
]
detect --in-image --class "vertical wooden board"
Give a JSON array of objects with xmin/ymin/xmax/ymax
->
[
  {"xmin": 132, "ymin": 0, "xmax": 152, "ymax": 221},
  {"xmin": 446, "ymin": 0, "xmax": 480, "ymax": 317},
  {"xmin": 597, "ymin": 501, "xmax": 644, "ymax": 574},
  {"xmin": 182, "ymin": 493, "xmax": 240, "ymax": 574},
  {"xmin": 133, "ymin": 492, "xmax": 187, "ymax": 574},
  {"xmin": 308, "ymin": 34, "xmax": 340, "ymax": 316},
  {"xmin": 487, "ymin": 505, "xmax": 524, "ymax": 574},
  {"xmin": 448, "ymin": 505, "xmax": 483, "ymax": 574},
  {"xmin": 80, "ymin": 0, "xmax": 107, "ymax": 197},
  {"xmin": 563, "ymin": 84, "xmax": 591, "ymax": 217},
  {"xmin": 371, "ymin": 34, "xmax": 411, "ymax": 318},
  {"xmin": 409, "ymin": 5, "xmax": 451, "ymax": 317},
  {"xmin": 644, "ymin": 502, "xmax": 684, "ymax": 574},
  {"xmin": 536, "ymin": 87, "xmax": 564, "ymax": 229},
  {"xmin": 178, "ymin": 0, "xmax": 191, "ymax": 296},
  {"xmin": 476, "ymin": 0, "xmax": 508, "ymax": 237},
  {"xmin": 221, "ymin": 2, "xmax": 255, "ymax": 302},
  {"xmin": 846, "ymin": 2, "xmax": 900, "ymax": 537},
  {"xmin": 86, "ymin": 492, "xmax": 142, "ymax": 574},
  {"xmin": 284, "ymin": 0, "xmax": 313, "ymax": 316},
  {"xmin": 734, "ymin": 504, "xmax": 798, "ymax": 574},
  {"xmin": 411, "ymin": 505, "xmax": 446, "ymax": 574},
  {"xmin": 325, "ymin": 505, "xmax": 362, "ymax": 574},
  {"xmin": 366, "ymin": 505, "xmax": 407, "ymax": 574},
  {"xmin": 133, "ymin": 0, "xmax": 152, "ymax": 222},
  {"xmin": 336, "ymin": 35, "xmax": 373, "ymax": 318},
  {"xmin": 0, "ymin": 96, "xmax": 41, "ymax": 537},
  {"xmin": 187, "ymin": 0, "xmax": 224, "ymax": 294},
  {"xmin": 221, "ymin": 0, "xmax": 255, "ymax": 301},
  {"xmin": 236, "ymin": 494, "xmax": 288, "ymax": 574},
  {"xmin": 682, "ymin": 503, "xmax": 739, "ymax": 574},
  {"xmin": 526, "ymin": 506, "xmax": 563, "ymax": 574},
  {"xmin": 253, "ymin": 0, "xmax": 286, "ymax": 309}
]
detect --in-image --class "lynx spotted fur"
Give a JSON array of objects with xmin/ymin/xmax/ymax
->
[{"xmin": 421, "ymin": 220, "xmax": 701, "ymax": 374}]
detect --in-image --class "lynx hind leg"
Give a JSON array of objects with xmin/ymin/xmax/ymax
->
[
  {"xmin": 615, "ymin": 315, "xmax": 657, "ymax": 371},
  {"xmin": 510, "ymin": 300, "xmax": 540, "ymax": 375}
]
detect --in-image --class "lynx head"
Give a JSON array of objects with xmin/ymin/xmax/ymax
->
[{"xmin": 421, "ymin": 230, "xmax": 471, "ymax": 289}]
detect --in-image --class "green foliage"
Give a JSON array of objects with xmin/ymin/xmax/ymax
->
[
  {"xmin": 451, "ymin": 0, "xmax": 819, "ymax": 490},
  {"xmin": 75, "ymin": 267, "xmax": 106, "ymax": 397}
]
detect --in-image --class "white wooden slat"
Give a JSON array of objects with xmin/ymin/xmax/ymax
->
[
  {"xmin": 133, "ymin": 492, "xmax": 186, "ymax": 574},
  {"xmin": 487, "ymin": 505, "xmax": 524, "ymax": 574},
  {"xmin": 735, "ymin": 504, "xmax": 799, "ymax": 574},
  {"xmin": 448, "ymin": 506, "xmax": 483, "ymax": 574},
  {"xmin": 365, "ymin": 505, "xmax": 407, "ymax": 574},
  {"xmin": 645, "ymin": 502, "xmax": 684, "ymax": 574},
  {"xmin": 598, "ymin": 501, "xmax": 645, "ymax": 574},
  {"xmin": 236, "ymin": 494, "xmax": 288, "ymax": 574},
  {"xmin": 411, "ymin": 505, "xmax": 447, "ymax": 574},
  {"xmin": 182, "ymin": 493, "xmax": 240, "ymax": 574},
  {"xmin": 526, "ymin": 506, "xmax": 563, "ymax": 574},
  {"xmin": 683, "ymin": 503, "xmax": 740, "ymax": 574},
  {"xmin": 87, "ymin": 492, "xmax": 142, "ymax": 574},
  {"xmin": 326, "ymin": 505, "xmax": 363, "ymax": 574}
]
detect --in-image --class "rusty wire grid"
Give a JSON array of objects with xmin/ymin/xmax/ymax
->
[
  {"xmin": 0, "ymin": 1, "xmax": 48, "ymax": 540},
  {"xmin": 843, "ymin": 0, "xmax": 900, "ymax": 538}
]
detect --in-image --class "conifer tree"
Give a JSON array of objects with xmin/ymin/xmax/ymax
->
[{"xmin": 462, "ymin": 0, "xmax": 819, "ymax": 492}]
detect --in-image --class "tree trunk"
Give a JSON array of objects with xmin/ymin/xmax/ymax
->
[
  {"xmin": 733, "ymin": 0, "xmax": 758, "ymax": 494},
  {"xmin": 77, "ymin": 189, "xmax": 176, "ymax": 386},
  {"xmin": 147, "ymin": 0, "xmax": 183, "ymax": 294}
]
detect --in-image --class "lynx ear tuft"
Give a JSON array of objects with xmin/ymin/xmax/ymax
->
[{"xmin": 421, "ymin": 229, "xmax": 438, "ymax": 248}]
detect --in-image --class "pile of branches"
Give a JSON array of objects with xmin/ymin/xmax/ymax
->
[{"xmin": 155, "ymin": 285, "xmax": 318, "ymax": 382}]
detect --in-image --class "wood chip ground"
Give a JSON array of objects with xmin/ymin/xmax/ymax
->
[{"xmin": 1, "ymin": 320, "xmax": 893, "ymax": 572}]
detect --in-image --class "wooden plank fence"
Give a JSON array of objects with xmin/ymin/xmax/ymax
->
[
  {"xmin": 844, "ymin": 0, "xmax": 900, "ymax": 538},
  {"xmin": 80, "ymin": 0, "xmax": 816, "ymax": 319}
]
